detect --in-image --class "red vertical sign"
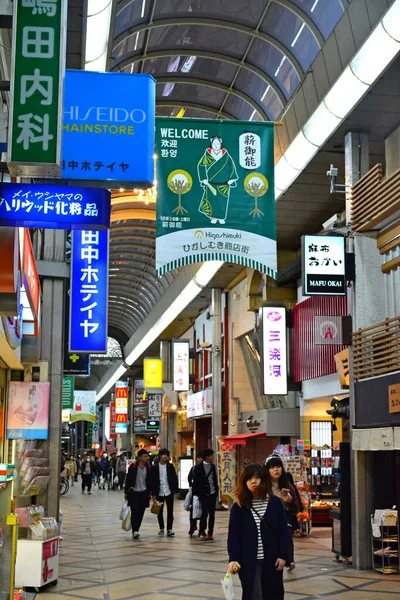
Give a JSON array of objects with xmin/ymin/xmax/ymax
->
[{"xmin": 110, "ymin": 401, "xmax": 117, "ymax": 439}]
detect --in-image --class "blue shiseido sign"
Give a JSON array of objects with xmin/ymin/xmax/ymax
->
[
  {"xmin": 0, "ymin": 182, "xmax": 110, "ymax": 230},
  {"xmin": 62, "ymin": 70, "xmax": 156, "ymax": 186},
  {"xmin": 70, "ymin": 230, "xmax": 109, "ymax": 354}
]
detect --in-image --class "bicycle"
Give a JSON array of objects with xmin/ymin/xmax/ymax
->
[{"xmin": 60, "ymin": 476, "xmax": 69, "ymax": 496}]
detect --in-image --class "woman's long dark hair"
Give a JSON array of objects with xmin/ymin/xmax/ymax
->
[
  {"xmin": 235, "ymin": 463, "xmax": 268, "ymax": 509},
  {"xmin": 265, "ymin": 456, "xmax": 292, "ymax": 497}
]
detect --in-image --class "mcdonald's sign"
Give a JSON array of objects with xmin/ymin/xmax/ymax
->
[
  {"xmin": 116, "ymin": 413, "xmax": 128, "ymax": 424},
  {"xmin": 115, "ymin": 381, "xmax": 129, "ymax": 433}
]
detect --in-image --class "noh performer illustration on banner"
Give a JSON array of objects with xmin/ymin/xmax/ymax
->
[{"xmin": 197, "ymin": 136, "xmax": 238, "ymax": 225}]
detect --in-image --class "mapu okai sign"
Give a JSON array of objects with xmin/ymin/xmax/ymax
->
[{"xmin": 156, "ymin": 119, "xmax": 277, "ymax": 277}]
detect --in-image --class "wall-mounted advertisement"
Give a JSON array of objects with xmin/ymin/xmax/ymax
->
[
  {"xmin": 302, "ymin": 235, "xmax": 346, "ymax": 296},
  {"xmin": 173, "ymin": 340, "xmax": 190, "ymax": 392},
  {"xmin": 71, "ymin": 390, "xmax": 96, "ymax": 423},
  {"xmin": 156, "ymin": 118, "xmax": 276, "ymax": 277},
  {"xmin": 134, "ymin": 380, "xmax": 146, "ymax": 404},
  {"xmin": 144, "ymin": 358, "xmax": 162, "ymax": 389},
  {"xmin": 7, "ymin": 382, "xmax": 50, "ymax": 439},
  {"xmin": 187, "ymin": 388, "xmax": 212, "ymax": 418},
  {"xmin": 260, "ymin": 305, "xmax": 287, "ymax": 396},
  {"xmin": 134, "ymin": 405, "xmax": 148, "ymax": 433}
]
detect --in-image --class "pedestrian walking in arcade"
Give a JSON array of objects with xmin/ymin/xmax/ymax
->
[
  {"xmin": 188, "ymin": 452, "xmax": 204, "ymax": 536},
  {"xmin": 192, "ymin": 448, "xmax": 219, "ymax": 541},
  {"xmin": 81, "ymin": 454, "xmax": 94, "ymax": 494},
  {"xmin": 150, "ymin": 448, "xmax": 178, "ymax": 537},
  {"xmin": 64, "ymin": 454, "xmax": 77, "ymax": 487},
  {"xmin": 228, "ymin": 463, "xmax": 291, "ymax": 600},
  {"xmin": 125, "ymin": 449, "xmax": 152, "ymax": 539},
  {"xmin": 117, "ymin": 454, "xmax": 127, "ymax": 490},
  {"xmin": 264, "ymin": 454, "xmax": 300, "ymax": 572}
]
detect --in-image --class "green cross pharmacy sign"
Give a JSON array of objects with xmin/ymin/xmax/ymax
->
[
  {"xmin": 156, "ymin": 118, "xmax": 277, "ymax": 278},
  {"xmin": 8, "ymin": 0, "xmax": 66, "ymax": 177}
]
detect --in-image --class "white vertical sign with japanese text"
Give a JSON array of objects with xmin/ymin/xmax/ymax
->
[
  {"xmin": 173, "ymin": 340, "xmax": 190, "ymax": 392},
  {"xmin": 261, "ymin": 306, "xmax": 287, "ymax": 396}
]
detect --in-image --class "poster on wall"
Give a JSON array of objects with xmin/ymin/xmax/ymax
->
[
  {"xmin": 134, "ymin": 406, "xmax": 148, "ymax": 433},
  {"xmin": 71, "ymin": 390, "xmax": 96, "ymax": 423},
  {"xmin": 134, "ymin": 380, "xmax": 146, "ymax": 404},
  {"xmin": 7, "ymin": 382, "xmax": 50, "ymax": 439},
  {"xmin": 217, "ymin": 437, "xmax": 237, "ymax": 502},
  {"xmin": 156, "ymin": 118, "xmax": 276, "ymax": 277}
]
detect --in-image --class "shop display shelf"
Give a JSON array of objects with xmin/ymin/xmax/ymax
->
[{"xmin": 375, "ymin": 567, "xmax": 399, "ymax": 574}]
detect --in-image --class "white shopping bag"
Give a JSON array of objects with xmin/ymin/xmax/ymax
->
[
  {"xmin": 183, "ymin": 487, "xmax": 193, "ymax": 511},
  {"xmin": 192, "ymin": 495, "xmax": 202, "ymax": 519},
  {"xmin": 119, "ymin": 500, "xmax": 129, "ymax": 521},
  {"xmin": 121, "ymin": 509, "xmax": 132, "ymax": 531},
  {"xmin": 221, "ymin": 571, "xmax": 236, "ymax": 600}
]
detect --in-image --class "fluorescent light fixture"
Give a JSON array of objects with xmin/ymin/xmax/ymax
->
[
  {"xmin": 96, "ymin": 261, "xmax": 224, "ymax": 401},
  {"xmin": 85, "ymin": 0, "xmax": 112, "ymax": 72},
  {"xmin": 261, "ymin": 85, "xmax": 270, "ymax": 102},
  {"xmin": 249, "ymin": 109, "xmax": 256, "ymax": 121},
  {"xmin": 181, "ymin": 56, "xmax": 197, "ymax": 73},
  {"xmin": 291, "ymin": 23, "xmax": 305, "ymax": 48},
  {"xmin": 284, "ymin": 131, "xmax": 318, "ymax": 171},
  {"xmin": 274, "ymin": 0, "xmax": 400, "ymax": 201},
  {"xmin": 311, "ymin": 0, "xmax": 320, "ymax": 12},
  {"xmin": 350, "ymin": 23, "xmax": 400, "ymax": 85},
  {"xmin": 141, "ymin": 0, "xmax": 147, "ymax": 18},
  {"xmin": 274, "ymin": 57, "xmax": 286, "ymax": 77}
]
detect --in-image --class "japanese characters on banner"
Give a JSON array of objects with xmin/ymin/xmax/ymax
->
[
  {"xmin": 156, "ymin": 119, "xmax": 276, "ymax": 277},
  {"xmin": 187, "ymin": 389, "xmax": 212, "ymax": 418},
  {"xmin": 173, "ymin": 340, "xmax": 190, "ymax": 392},
  {"xmin": 0, "ymin": 182, "xmax": 111, "ymax": 230},
  {"xmin": 69, "ymin": 230, "xmax": 109, "ymax": 353},
  {"xmin": 8, "ymin": 0, "xmax": 67, "ymax": 177},
  {"xmin": 115, "ymin": 381, "xmax": 128, "ymax": 434},
  {"xmin": 261, "ymin": 306, "xmax": 287, "ymax": 396},
  {"xmin": 62, "ymin": 71, "xmax": 156, "ymax": 186},
  {"xmin": 148, "ymin": 392, "xmax": 162, "ymax": 418},
  {"xmin": 71, "ymin": 390, "xmax": 96, "ymax": 423},
  {"xmin": 109, "ymin": 401, "xmax": 117, "ymax": 439},
  {"xmin": 143, "ymin": 358, "xmax": 162, "ymax": 389},
  {"xmin": 217, "ymin": 437, "xmax": 237, "ymax": 501},
  {"xmin": 7, "ymin": 382, "xmax": 50, "ymax": 439},
  {"xmin": 302, "ymin": 235, "xmax": 346, "ymax": 296}
]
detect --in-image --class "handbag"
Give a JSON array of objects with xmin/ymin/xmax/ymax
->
[
  {"xmin": 150, "ymin": 499, "xmax": 163, "ymax": 515},
  {"xmin": 192, "ymin": 495, "xmax": 202, "ymax": 519},
  {"xmin": 121, "ymin": 509, "xmax": 131, "ymax": 531},
  {"xmin": 184, "ymin": 487, "xmax": 193, "ymax": 511}
]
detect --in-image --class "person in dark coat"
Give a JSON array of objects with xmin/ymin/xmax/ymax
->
[
  {"xmin": 264, "ymin": 455, "xmax": 300, "ymax": 572},
  {"xmin": 192, "ymin": 448, "xmax": 219, "ymax": 540},
  {"xmin": 81, "ymin": 454, "xmax": 94, "ymax": 494},
  {"xmin": 124, "ymin": 449, "xmax": 151, "ymax": 539},
  {"xmin": 150, "ymin": 448, "xmax": 178, "ymax": 536},
  {"xmin": 228, "ymin": 463, "xmax": 291, "ymax": 600},
  {"xmin": 188, "ymin": 452, "xmax": 204, "ymax": 536}
]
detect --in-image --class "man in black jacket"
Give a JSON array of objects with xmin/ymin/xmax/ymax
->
[
  {"xmin": 150, "ymin": 448, "xmax": 178, "ymax": 537},
  {"xmin": 192, "ymin": 448, "xmax": 219, "ymax": 541},
  {"xmin": 81, "ymin": 454, "xmax": 94, "ymax": 494},
  {"xmin": 124, "ymin": 449, "xmax": 151, "ymax": 539}
]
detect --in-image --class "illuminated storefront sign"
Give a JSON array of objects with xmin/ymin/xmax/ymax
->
[
  {"xmin": 0, "ymin": 182, "xmax": 110, "ymax": 230},
  {"xmin": 144, "ymin": 358, "xmax": 162, "ymax": 389},
  {"xmin": 115, "ymin": 381, "xmax": 128, "ymax": 433},
  {"xmin": 62, "ymin": 70, "xmax": 155, "ymax": 186},
  {"xmin": 173, "ymin": 340, "xmax": 190, "ymax": 392},
  {"xmin": 109, "ymin": 401, "xmax": 116, "ymax": 439},
  {"xmin": 69, "ymin": 229, "xmax": 109, "ymax": 353},
  {"xmin": 187, "ymin": 388, "xmax": 212, "ymax": 418},
  {"xmin": 260, "ymin": 305, "xmax": 287, "ymax": 396},
  {"xmin": 302, "ymin": 235, "xmax": 346, "ymax": 296}
]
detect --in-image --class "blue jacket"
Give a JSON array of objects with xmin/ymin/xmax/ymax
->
[{"xmin": 227, "ymin": 495, "xmax": 291, "ymax": 600}]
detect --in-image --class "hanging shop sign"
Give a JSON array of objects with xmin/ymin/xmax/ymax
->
[
  {"xmin": 63, "ymin": 351, "xmax": 90, "ymax": 376},
  {"xmin": 156, "ymin": 118, "xmax": 276, "ymax": 276},
  {"xmin": 62, "ymin": 71, "xmax": 156, "ymax": 186},
  {"xmin": 218, "ymin": 436, "xmax": 237, "ymax": 502},
  {"xmin": 335, "ymin": 348, "xmax": 350, "ymax": 388},
  {"xmin": 145, "ymin": 418, "xmax": 160, "ymax": 432},
  {"xmin": 109, "ymin": 401, "xmax": 117, "ymax": 439},
  {"xmin": 144, "ymin": 358, "xmax": 163, "ymax": 389},
  {"xmin": 260, "ymin": 305, "xmax": 287, "ymax": 396},
  {"xmin": 173, "ymin": 339, "xmax": 190, "ymax": 392},
  {"xmin": 22, "ymin": 228, "xmax": 40, "ymax": 321},
  {"xmin": 302, "ymin": 235, "xmax": 346, "ymax": 296},
  {"xmin": 115, "ymin": 381, "xmax": 128, "ymax": 433},
  {"xmin": 8, "ymin": 0, "xmax": 67, "ymax": 177},
  {"xmin": 7, "ymin": 382, "xmax": 50, "ymax": 439},
  {"xmin": 69, "ymin": 229, "xmax": 109, "ymax": 353},
  {"xmin": 0, "ymin": 182, "xmax": 111, "ymax": 230},
  {"xmin": 134, "ymin": 405, "xmax": 149, "ymax": 433},
  {"xmin": 187, "ymin": 388, "xmax": 212, "ymax": 418},
  {"xmin": 71, "ymin": 390, "xmax": 96, "ymax": 423},
  {"xmin": 389, "ymin": 384, "xmax": 400, "ymax": 414},
  {"xmin": 148, "ymin": 392, "xmax": 162, "ymax": 418},
  {"xmin": 62, "ymin": 376, "xmax": 74, "ymax": 409},
  {"xmin": 134, "ymin": 379, "xmax": 146, "ymax": 404},
  {"xmin": 314, "ymin": 316, "xmax": 343, "ymax": 345}
]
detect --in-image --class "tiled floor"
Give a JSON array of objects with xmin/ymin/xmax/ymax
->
[{"xmin": 40, "ymin": 483, "xmax": 400, "ymax": 600}]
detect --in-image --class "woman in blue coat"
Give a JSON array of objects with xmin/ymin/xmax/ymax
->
[{"xmin": 227, "ymin": 464, "xmax": 291, "ymax": 600}]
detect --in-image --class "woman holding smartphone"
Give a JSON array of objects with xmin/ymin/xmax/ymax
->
[
  {"xmin": 264, "ymin": 455, "xmax": 300, "ymax": 572},
  {"xmin": 227, "ymin": 463, "xmax": 291, "ymax": 600}
]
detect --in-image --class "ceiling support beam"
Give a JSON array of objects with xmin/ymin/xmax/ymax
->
[{"xmin": 156, "ymin": 100, "xmax": 236, "ymax": 120}]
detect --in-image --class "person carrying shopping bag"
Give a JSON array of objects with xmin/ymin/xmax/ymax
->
[
  {"xmin": 227, "ymin": 463, "xmax": 291, "ymax": 600},
  {"xmin": 150, "ymin": 448, "xmax": 178, "ymax": 537}
]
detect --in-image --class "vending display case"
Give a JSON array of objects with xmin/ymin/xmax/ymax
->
[{"xmin": 371, "ymin": 510, "xmax": 399, "ymax": 574}]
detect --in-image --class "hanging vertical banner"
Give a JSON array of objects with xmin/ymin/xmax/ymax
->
[
  {"xmin": 69, "ymin": 229, "xmax": 109, "ymax": 353},
  {"xmin": 217, "ymin": 437, "xmax": 237, "ymax": 502},
  {"xmin": 143, "ymin": 358, "xmax": 163, "ymax": 389},
  {"xmin": 71, "ymin": 390, "xmax": 96, "ymax": 423},
  {"xmin": 109, "ymin": 401, "xmax": 117, "ymax": 439},
  {"xmin": 8, "ymin": 0, "xmax": 67, "ymax": 177},
  {"xmin": 62, "ymin": 376, "xmax": 74, "ymax": 409},
  {"xmin": 156, "ymin": 118, "xmax": 276, "ymax": 277},
  {"xmin": 173, "ymin": 340, "xmax": 190, "ymax": 392},
  {"xmin": 115, "ymin": 381, "xmax": 128, "ymax": 434},
  {"xmin": 260, "ymin": 305, "xmax": 287, "ymax": 396}
]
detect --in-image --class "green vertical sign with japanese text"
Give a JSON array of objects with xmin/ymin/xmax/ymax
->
[
  {"xmin": 156, "ymin": 118, "xmax": 277, "ymax": 277},
  {"xmin": 8, "ymin": 0, "xmax": 66, "ymax": 177},
  {"xmin": 62, "ymin": 376, "xmax": 74, "ymax": 410}
]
